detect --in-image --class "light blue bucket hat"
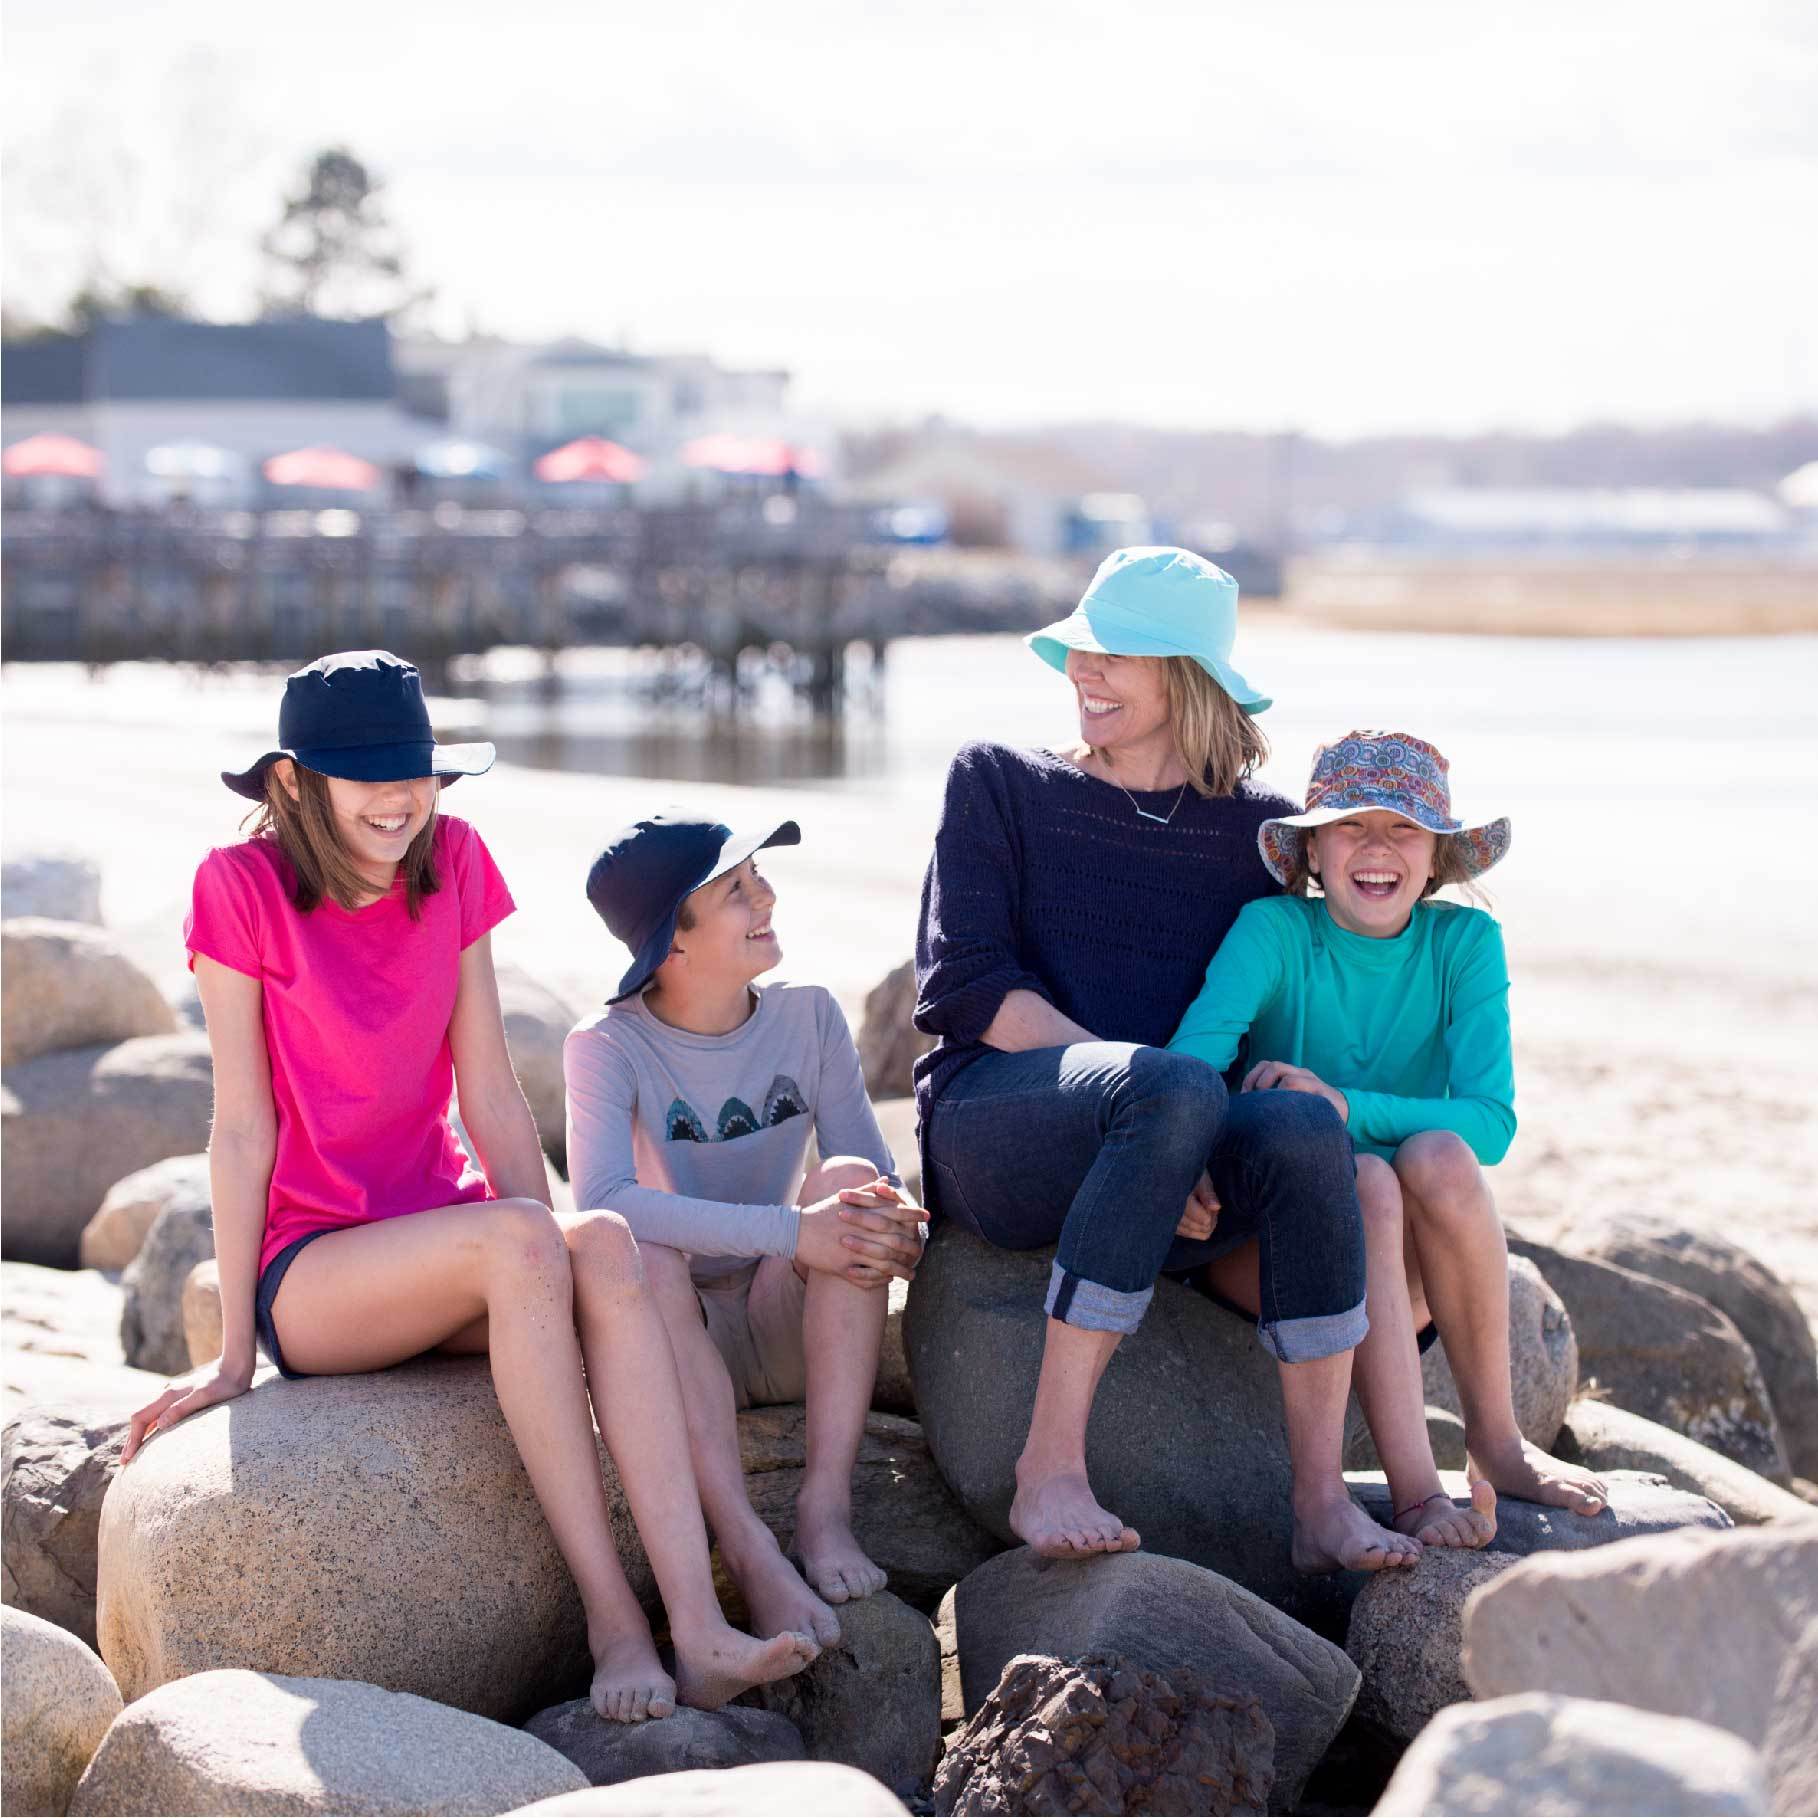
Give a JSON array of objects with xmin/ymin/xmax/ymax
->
[{"xmin": 1025, "ymin": 545, "xmax": 1270, "ymax": 713}]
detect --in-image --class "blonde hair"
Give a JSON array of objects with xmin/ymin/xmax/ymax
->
[
  {"xmin": 246, "ymin": 764, "xmax": 441, "ymax": 917},
  {"xmin": 1289, "ymin": 828, "xmax": 1483, "ymax": 903},
  {"xmin": 1087, "ymin": 655, "xmax": 1269, "ymax": 798}
]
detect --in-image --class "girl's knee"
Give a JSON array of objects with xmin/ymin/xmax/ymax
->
[
  {"xmin": 480, "ymin": 1198, "xmax": 570, "ymax": 1284},
  {"xmin": 1395, "ymin": 1131, "xmax": 1484, "ymax": 1209},
  {"xmin": 1354, "ymin": 1155, "xmax": 1404, "ymax": 1239}
]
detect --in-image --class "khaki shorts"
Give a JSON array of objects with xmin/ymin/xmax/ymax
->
[{"xmin": 695, "ymin": 1256, "xmax": 808, "ymax": 1408}]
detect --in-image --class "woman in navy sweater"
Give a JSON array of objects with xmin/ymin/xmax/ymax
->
[{"xmin": 913, "ymin": 547, "xmax": 1420, "ymax": 1574}]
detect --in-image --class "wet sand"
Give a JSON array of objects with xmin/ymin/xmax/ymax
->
[{"xmin": 5, "ymin": 625, "xmax": 1815, "ymax": 1331}]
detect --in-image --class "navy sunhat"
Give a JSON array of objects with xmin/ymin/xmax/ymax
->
[
  {"xmin": 587, "ymin": 812, "xmax": 801, "ymax": 1003},
  {"xmin": 222, "ymin": 650, "xmax": 496, "ymax": 801}
]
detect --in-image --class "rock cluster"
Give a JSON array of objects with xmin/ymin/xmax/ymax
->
[
  {"xmin": 3, "ymin": 931, "xmax": 1814, "ymax": 1818},
  {"xmin": 933, "ymin": 1650, "xmax": 1275, "ymax": 1816}
]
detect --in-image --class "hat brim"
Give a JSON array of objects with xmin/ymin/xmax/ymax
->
[
  {"xmin": 1025, "ymin": 616, "xmax": 1271, "ymax": 713},
  {"xmin": 606, "ymin": 818, "xmax": 802, "ymax": 1004},
  {"xmin": 221, "ymin": 740, "xmax": 497, "ymax": 802},
  {"xmin": 1258, "ymin": 804, "xmax": 1512, "ymax": 887}
]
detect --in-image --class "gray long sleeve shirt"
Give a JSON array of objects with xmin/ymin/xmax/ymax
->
[{"xmin": 564, "ymin": 980, "xmax": 898, "ymax": 1282}]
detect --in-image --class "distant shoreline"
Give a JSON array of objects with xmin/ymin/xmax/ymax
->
[{"xmin": 1283, "ymin": 554, "xmax": 1818, "ymax": 636}]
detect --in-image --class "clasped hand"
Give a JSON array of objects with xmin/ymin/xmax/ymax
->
[
  {"xmin": 797, "ymin": 1177, "xmax": 926, "ymax": 1288},
  {"xmin": 1242, "ymin": 1059, "xmax": 1349, "ymax": 1121}
]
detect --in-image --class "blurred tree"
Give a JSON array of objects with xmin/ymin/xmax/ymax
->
[
  {"xmin": 260, "ymin": 147, "xmax": 431, "ymax": 322},
  {"xmin": 65, "ymin": 280, "xmax": 191, "ymax": 329}
]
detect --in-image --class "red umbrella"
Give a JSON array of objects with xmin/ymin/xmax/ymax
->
[
  {"xmin": 681, "ymin": 433, "xmax": 824, "ymax": 478},
  {"xmin": 3, "ymin": 433, "xmax": 105, "ymax": 479},
  {"xmin": 533, "ymin": 436, "xmax": 646, "ymax": 484},
  {"xmin": 263, "ymin": 446, "xmax": 382, "ymax": 491}
]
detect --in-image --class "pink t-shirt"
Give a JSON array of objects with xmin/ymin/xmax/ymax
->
[{"xmin": 184, "ymin": 814, "xmax": 516, "ymax": 1275}]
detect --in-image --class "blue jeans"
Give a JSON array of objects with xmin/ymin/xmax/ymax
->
[{"xmin": 923, "ymin": 1043, "xmax": 1367, "ymax": 1361}]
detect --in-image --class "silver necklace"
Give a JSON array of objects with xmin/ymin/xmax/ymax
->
[{"xmin": 1116, "ymin": 779, "xmax": 1188, "ymax": 825}]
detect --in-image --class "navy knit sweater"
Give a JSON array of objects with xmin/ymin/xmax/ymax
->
[{"xmin": 912, "ymin": 741, "xmax": 1295, "ymax": 1147}]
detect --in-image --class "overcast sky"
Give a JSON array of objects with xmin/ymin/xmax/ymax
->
[{"xmin": 5, "ymin": 0, "xmax": 1815, "ymax": 436}]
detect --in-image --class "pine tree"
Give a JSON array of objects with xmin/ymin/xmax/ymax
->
[{"xmin": 259, "ymin": 147, "xmax": 429, "ymax": 321}]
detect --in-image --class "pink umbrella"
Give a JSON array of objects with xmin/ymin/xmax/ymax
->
[
  {"xmin": 534, "ymin": 436, "xmax": 646, "ymax": 485},
  {"xmin": 3, "ymin": 433, "xmax": 105, "ymax": 479},
  {"xmin": 680, "ymin": 433, "xmax": 824, "ymax": 478},
  {"xmin": 263, "ymin": 446, "xmax": 382, "ymax": 491}
]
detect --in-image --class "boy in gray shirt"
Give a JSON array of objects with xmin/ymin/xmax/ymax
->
[{"xmin": 566, "ymin": 812, "xmax": 924, "ymax": 1650}]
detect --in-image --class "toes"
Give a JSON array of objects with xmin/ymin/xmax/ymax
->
[
  {"xmin": 1116, "ymin": 1526, "xmax": 1141, "ymax": 1552},
  {"xmin": 648, "ymin": 1689, "xmax": 676, "ymax": 1720},
  {"xmin": 628, "ymin": 1688, "xmax": 649, "ymax": 1723}
]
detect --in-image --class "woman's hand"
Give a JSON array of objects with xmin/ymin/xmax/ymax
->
[
  {"xmin": 1243, "ymin": 1059, "xmax": 1349, "ymax": 1123},
  {"xmin": 1176, "ymin": 1170, "xmax": 1220, "ymax": 1241},
  {"xmin": 121, "ymin": 1358, "xmax": 256, "ymax": 1464}
]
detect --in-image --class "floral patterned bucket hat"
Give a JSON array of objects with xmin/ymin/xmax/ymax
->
[{"xmin": 1258, "ymin": 730, "xmax": 1511, "ymax": 886}]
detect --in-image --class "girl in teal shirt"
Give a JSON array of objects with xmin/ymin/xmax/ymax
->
[{"xmin": 1171, "ymin": 731, "xmax": 1607, "ymax": 1546}]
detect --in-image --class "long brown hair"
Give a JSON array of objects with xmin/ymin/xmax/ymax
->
[
  {"xmin": 1087, "ymin": 654, "xmax": 1269, "ymax": 797},
  {"xmin": 246, "ymin": 764, "xmax": 441, "ymax": 916}
]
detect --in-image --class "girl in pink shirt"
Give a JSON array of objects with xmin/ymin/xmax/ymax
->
[{"xmin": 120, "ymin": 651, "xmax": 816, "ymax": 1722}]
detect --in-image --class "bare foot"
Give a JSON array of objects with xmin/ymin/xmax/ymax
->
[
  {"xmin": 589, "ymin": 1630, "xmax": 678, "ymax": 1723},
  {"xmin": 1472, "ymin": 1436, "xmax": 1608, "ymax": 1516},
  {"xmin": 671, "ymin": 1622, "xmax": 819, "ymax": 1712},
  {"xmin": 722, "ymin": 1526, "xmax": 843, "ymax": 1646},
  {"xmin": 1392, "ymin": 1478, "xmax": 1498, "ymax": 1550},
  {"xmin": 1009, "ymin": 1467, "xmax": 1140, "ymax": 1560},
  {"xmin": 794, "ymin": 1491, "xmax": 887, "ymax": 1604},
  {"xmin": 1292, "ymin": 1493, "xmax": 1423, "ymax": 1573}
]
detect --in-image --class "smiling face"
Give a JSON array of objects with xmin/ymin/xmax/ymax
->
[
  {"xmin": 318, "ymin": 773, "xmax": 439, "ymax": 886},
  {"xmin": 1307, "ymin": 809, "xmax": 1440, "ymax": 937},
  {"xmin": 1063, "ymin": 648, "xmax": 1175, "ymax": 768},
  {"xmin": 663, "ymin": 856, "xmax": 781, "ymax": 990}
]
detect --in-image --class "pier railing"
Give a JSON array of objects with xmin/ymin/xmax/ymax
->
[{"xmin": 1, "ymin": 499, "xmax": 1073, "ymax": 692}]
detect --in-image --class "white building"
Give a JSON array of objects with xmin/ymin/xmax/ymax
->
[{"xmin": 1, "ymin": 317, "xmax": 421, "ymax": 505}]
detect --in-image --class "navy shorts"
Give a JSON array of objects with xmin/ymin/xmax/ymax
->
[{"xmin": 255, "ymin": 1230, "xmax": 333, "ymax": 1380}]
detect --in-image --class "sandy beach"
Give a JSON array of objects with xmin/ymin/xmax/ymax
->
[{"xmin": 5, "ymin": 622, "xmax": 1816, "ymax": 1332}]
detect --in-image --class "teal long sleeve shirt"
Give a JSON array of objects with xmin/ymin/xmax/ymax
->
[{"xmin": 1168, "ymin": 895, "xmax": 1516, "ymax": 1165}]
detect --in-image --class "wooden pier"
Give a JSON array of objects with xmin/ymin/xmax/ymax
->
[{"xmin": 1, "ymin": 499, "xmax": 1071, "ymax": 702}]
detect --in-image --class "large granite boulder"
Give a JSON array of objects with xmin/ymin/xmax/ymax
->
[
  {"xmin": 68, "ymin": 1670, "xmax": 588, "ymax": 1816},
  {"xmin": 496, "ymin": 963, "xmax": 584, "ymax": 1172},
  {"xmin": 3, "ymin": 1401, "xmax": 134, "ymax": 1648},
  {"xmin": 855, "ymin": 962, "xmax": 933, "ymax": 1100},
  {"xmin": 732, "ymin": 1405, "xmax": 998, "ymax": 1613},
  {"xmin": 1463, "ymin": 1523, "xmax": 1818, "ymax": 1815},
  {"xmin": 1577, "ymin": 1216, "xmax": 1818, "ymax": 1482},
  {"xmin": 508, "ymin": 1761, "xmax": 908, "ymax": 1815},
  {"xmin": 2, "ymin": 1033, "xmax": 214, "ymax": 1268},
  {"xmin": 906, "ymin": 1223, "xmax": 1344, "ymax": 1626},
  {"xmin": 96, "ymin": 1359, "xmax": 640, "ymax": 1719},
  {"xmin": 2, "ymin": 851, "xmax": 103, "ymax": 925},
  {"xmin": 1, "ymin": 919, "xmax": 177, "ymax": 1068},
  {"xmin": 1, "ymin": 1263, "xmax": 161, "ymax": 1424},
  {"xmin": 1559, "ymin": 1397, "xmax": 1817, "ymax": 1527},
  {"xmin": 1508, "ymin": 1235, "xmax": 1789, "ymax": 1482},
  {"xmin": 933, "ymin": 1650, "xmax": 1274, "ymax": 1816},
  {"xmin": 80, "ymin": 1153, "xmax": 210, "ymax": 1273},
  {"xmin": 1420, "ymin": 1255, "xmax": 1577, "ymax": 1449},
  {"xmin": 1375, "ymin": 1692, "xmax": 1770, "ymax": 1816},
  {"xmin": 1345, "ymin": 1550, "xmax": 1523, "ymax": 1742},
  {"xmin": 748, "ymin": 1590, "xmax": 939, "ymax": 1798},
  {"xmin": 119, "ymin": 1186, "xmax": 215, "ymax": 1376},
  {"xmin": 1347, "ymin": 1468, "xmax": 1734, "ymax": 1559},
  {"xmin": 522, "ymin": 1701, "xmax": 803, "ymax": 1787},
  {"xmin": 940, "ymin": 1546, "xmax": 1357, "ymax": 1813},
  {"xmin": 1, "ymin": 1605, "xmax": 123, "ymax": 1818},
  {"xmin": 96, "ymin": 1362, "xmax": 982, "ymax": 1722}
]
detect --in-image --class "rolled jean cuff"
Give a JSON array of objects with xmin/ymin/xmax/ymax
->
[
  {"xmin": 1046, "ymin": 1260, "xmax": 1154, "ymax": 1335},
  {"xmin": 1258, "ymin": 1297, "xmax": 1368, "ymax": 1363}
]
